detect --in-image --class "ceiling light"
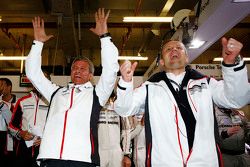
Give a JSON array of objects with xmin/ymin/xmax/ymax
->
[
  {"xmin": 123, "ymin": 17, "xmax": 173, "ymax": 23},
  {"xmin": 232, "ymin": 0, "xmax": 250, "ymax": 2},
  {"xmin": 118, "ymin": 56, "xmax": 148, "ymax": 61},
  {"xmin": 188, "ymin": 40, "xmax": 206, "ymax": 49},
  {"xmin": 0, "ymin": 56, "xmax": 27, "ymax": 60},
  {"xmin": 213, "ymin": 57, "xmax": 250, "ymax": 61},
  {"xmin": 0, "ymin": 16, "xmax": 2, "ymax": 22}
]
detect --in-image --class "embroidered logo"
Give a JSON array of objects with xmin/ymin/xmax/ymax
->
[{"xmin": 188, "ymin": 82, "xmax": 207, "ymax": 95}]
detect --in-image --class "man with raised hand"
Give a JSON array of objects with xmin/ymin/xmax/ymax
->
[
  {"xmin": 25, "ymin": 8, "xmax": 119, "ymax": 167},
  {"xmin": 115, "ymin": 37, "xmax": 248, "ymax": 167}
]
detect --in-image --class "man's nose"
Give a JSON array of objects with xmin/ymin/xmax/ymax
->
[{"xmin": 169, "ymin": 48, "xmax": 178, "ymax": 53}]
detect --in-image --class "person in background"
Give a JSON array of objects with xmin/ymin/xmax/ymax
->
[
  {"xmin": 121, "ymin": 113, "xmax": 145, "ymax": 167},
  {"xmin": 25, "ymin": 8, "xmax": 119, "ymax": 167},
  {"xmin": 114, "ymin": 37, "xmax": 248, "ymax": 167},
  {"xmin": 215, "ymin": 105, "xmax": 250, "ymax": 167},
  {"xmin": 121, "ymin": 115, "xmax": 134, "ymax": 167},
  {"xmin": 0, "ymin": 100, "xmax": 13, "ymax": 166},
  {"xmin": 9, "ymin": 73, "xmax": 50, "ymax": 167},
  {"xmin": 98, "ymin": 91, "xmax": 123, "ymax": 167},
  {"xmin": 0, "ymin": 78, "xmax": 17, "ymax": 167},
  {"xmin": 0, "ymin": 78, "xmax": 17, "ymax": 109},
  {"xmin": 132, "ymin": 114, "xmax": 145, "ymax": 167}
]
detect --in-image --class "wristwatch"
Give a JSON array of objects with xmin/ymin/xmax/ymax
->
[
  {"xmin": 234, "ymin": 55, "xmax": 241, "ymax": 65},
  {"xmin": 99, "ymin": 32, "xmax": 111, "ymax": 39}
]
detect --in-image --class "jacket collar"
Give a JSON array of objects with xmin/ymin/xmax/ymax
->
[
  {"xmin": 68, "ymin": 81, "xmax": 93, "ymax": 91},
  {"xmin": 148, "ymin": 66, "xmax": 206, "ymax": 83}
]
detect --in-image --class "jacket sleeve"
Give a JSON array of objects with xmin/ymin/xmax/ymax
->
[
  {"xmin": 210, "ymin": 60, "xmax": 249, "ymax": 109},
  {"xmin": 130, "ymin": 124, "xmax": 144, "ymax": 139},
  {"xmin": 121, "ymin": 116, "xmax": 133, "ymax": 155},
  {"xmin": 25, "ymin": 40, "xmax": 59, "ymax": 102},
  {"xmin": 8, "ymin": 100, "xmax": 23, "ymax": 139},
  {"xmin": 0, "ymin": 101, "xmax": 12, "ymax": 125},
  {"xmin": 121, "ymin": 116, "xmax": 144, "ymax": 155},
  {"xmin": 95, "ymin": 37, "xmax": 119, "ymax": 106},
  {"xmin": 114, "ymin": 78, "xmax": 146, "ymax": 117}
]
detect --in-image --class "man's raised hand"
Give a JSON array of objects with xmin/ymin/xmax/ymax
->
[
  {"xmin": 90, "ymin": 8, "xmax": 110, "ymax": 36},
  {"xmin": 221, "ymin": 37, "xmax": 243, "ymax": 64},
  {"xmin": 120, "ymin": 60, "xmax": 138, "ymax": 82},
  {"xmin": 32, "ymin": 16, "xmax": 53, "ymax": 43}
]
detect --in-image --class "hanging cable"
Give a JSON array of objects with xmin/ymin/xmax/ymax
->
[{"xmin": 52, "ymin": 15, "xmax": 61, "ymax": 75}]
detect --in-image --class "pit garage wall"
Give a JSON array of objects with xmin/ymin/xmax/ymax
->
[{"xmin": 190, "ymin": 64, "xmax": 250, "ymax": 80}]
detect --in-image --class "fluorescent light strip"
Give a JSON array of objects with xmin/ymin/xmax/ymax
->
[
  {"xmin": 118, "ymin": 56, "xmax": 148, "ymax": 61},
  {"xmin": 232, "ymin": 0, "xmax": 250, "ymax": 2},
  {"xmin": 123, "ymin": 17, "xmax": 173, "ymax": 23},
  {"xmin": 213, "ymin": 57, "xmax": 250, "ymax": 61},
  {"xmin": 0, "ymin": 56, "xmax": 27, "ymax": 60}
]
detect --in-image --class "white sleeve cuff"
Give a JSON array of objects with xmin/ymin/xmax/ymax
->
[{"xmin": 118, "ymin": 77, "xmax": 133, "ymax": 88}]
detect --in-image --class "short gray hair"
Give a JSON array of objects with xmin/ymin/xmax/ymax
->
[{"xmin": 71, "ymin": 56, "xmax": 95, "ymax": 74}]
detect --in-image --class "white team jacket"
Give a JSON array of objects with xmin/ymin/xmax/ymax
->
[
  {"xmin": 25, "ymin": 37, "xmax": 119, "ymax": 164},
  {"xmin": 115, "ymin": 61, "xmax": 249, "ymax": 167},
  {"xmin": 9, "ymin": 91, "xmax": 49, "ymax": 138}
]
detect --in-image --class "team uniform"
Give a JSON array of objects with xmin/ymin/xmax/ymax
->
[
  {"xmin": 9, "ymin": 91, "xmax": 49, "ymax": 167},
  {"xmin": 115, "ymin": 61, "xmax": 248, "ymax": 167},
  {"xmin": 124, "ymin": 114, "xmax": 145, "ymax": 167},
  {"xmin": 98, "ymin": 101, "xmax": 123, "ymax": 167},
  {"xmin": 132, "ymin": 115, "xmax": 145, "ymax": 167},
  {"xmin": 25, "ymin": 36, "xmax": 119, "ymax": 166}
]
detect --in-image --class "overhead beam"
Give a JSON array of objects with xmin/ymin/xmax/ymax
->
[
  {"xmin": 143, "ymin": 0, "xmax": 250, "ymax": 80},
  {"xmin": 187, "ymin": 0, "xmax": 250, "ymax": 62}
]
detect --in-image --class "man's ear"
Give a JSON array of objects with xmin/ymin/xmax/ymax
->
[
  {"xmin": 160, "ymin": 59, "xmax": 165, "ymax": 67},
  {"xmin": 89, "ymin": 73, "xmax": 94, "ymax": 80}
]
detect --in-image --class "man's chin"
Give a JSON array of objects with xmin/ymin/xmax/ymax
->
[
  {"xmin": 73, "ymin": 79, "xmax": 90, "ymax": 85},
  {"xmin": 73, "ymin": 80, "xmax": 83, "ymax": 85}
]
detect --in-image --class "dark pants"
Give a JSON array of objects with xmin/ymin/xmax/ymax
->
[
  {"xmin": 40, "ymin": 159, "xmax": 96, "ymax": 167},
  {"xmin": 0, "ymin": 131, "xmax": 15, "ymax": 167},
  {"xmin": 0, "ymin": 131, "xmax": 7, "ymax": 158},
  {"xmin": 15, "ymin": 139, "xmax": 39, "ymax": 167}
]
